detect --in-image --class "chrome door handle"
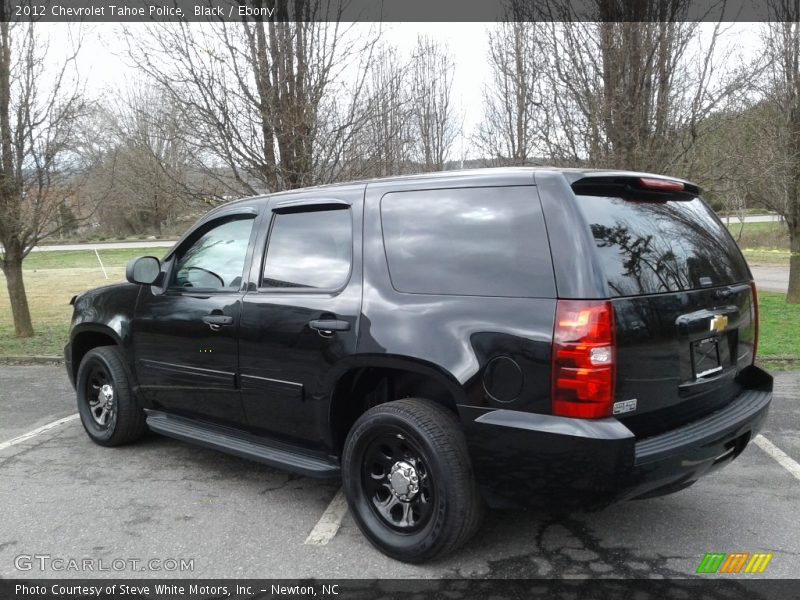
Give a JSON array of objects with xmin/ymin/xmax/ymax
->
[
  {"xmin": 308, "ymin": 319, "xmax": 350, "ymax": 336},
  {"xmin": 202, "ymin": 314, "xmax": 233, "ymax": 331}
]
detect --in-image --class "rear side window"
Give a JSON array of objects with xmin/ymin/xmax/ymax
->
[
  {"xmin": 574, "ymin": 195, "xmax": 751, "ymax": 297},
  {"xmin": 261, "ymin": 208, "xmax": 352, "ymax": 290},
  {"xmin": 380, "ymin": 186, "xmax": 555, "ymax": 297}
]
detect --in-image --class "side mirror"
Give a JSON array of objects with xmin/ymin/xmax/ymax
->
[{"xmin": 126, "ymin": 256, "xmax": 162, "ymax": 285}]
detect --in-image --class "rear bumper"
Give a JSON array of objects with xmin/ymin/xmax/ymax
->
[{"xmin": 462, "ymin": 365, "xmax": 773, "ymax": 509}]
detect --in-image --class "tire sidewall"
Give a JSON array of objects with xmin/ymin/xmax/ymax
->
[
  {"xmin": 76, "ymin": 349, "xmax": 121, "ymax": 443},
  {"xmin": 342, "ymin": 409, "xmax": 455, "ymax": 561}
]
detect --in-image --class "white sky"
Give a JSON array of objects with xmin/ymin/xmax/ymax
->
[{"xmin": 68, "ymin": 21, "xmax": 764, "ymax": 161}]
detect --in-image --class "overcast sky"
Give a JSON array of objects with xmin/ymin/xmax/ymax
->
[{"xmin": 71, "ymin": 21, "xmax": 763, "ymax": 161}]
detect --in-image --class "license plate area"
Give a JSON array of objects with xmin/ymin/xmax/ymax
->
[{"xmin": 691, "ymin": 336, "xmax": 722, "ymax": 379}]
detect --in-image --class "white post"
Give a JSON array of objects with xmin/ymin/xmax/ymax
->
[{"xmin": 94, "ymin": 248, "xmax": 108, "ymax": 280}]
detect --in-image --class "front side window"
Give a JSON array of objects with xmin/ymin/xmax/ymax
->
[
  {"xmin": 171, "ymin": 217, "xmax": 255, "ymax": 291},
  {"xmin": 261, "ymin": 208, "xmax": 352, "ymax": 290}
]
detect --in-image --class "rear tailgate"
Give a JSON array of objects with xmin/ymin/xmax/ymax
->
[{"xmin": 570, "ymin": 176, "xmax": 757, "ymax": 438}]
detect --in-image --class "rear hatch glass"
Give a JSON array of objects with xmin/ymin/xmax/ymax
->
[
  {"xmin": 573, "ymin": 194, "xmax": 751, "ymax": 296},
  {"xmin": 573, "ymin": 191, "xmax": 756, "ymax": 438}
]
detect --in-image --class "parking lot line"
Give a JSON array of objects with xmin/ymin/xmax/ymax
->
[
  {"xmin": 0, "ymin": 414, "xmax": 79, "ymax": 451},
  {"xmin": 754, "ymin": 434, "xmax": 800, "ymax": 482},
  {"xmin": 304, "ymin": 488, "xmax": 348, "ymax": 546}
]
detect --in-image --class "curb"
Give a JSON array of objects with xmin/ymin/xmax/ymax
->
[{"xmin": 0, "ymin": 355, "xmax": 63, "ymax": 365}]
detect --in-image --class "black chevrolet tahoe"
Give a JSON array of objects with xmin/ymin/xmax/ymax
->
[{"xmin": 65, "ymin": 168, "xmax": 772, "ymax": 562}]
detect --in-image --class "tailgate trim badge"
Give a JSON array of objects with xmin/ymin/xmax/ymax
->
[
  {"xmin": 613, "ymin": 399, "xmax": 638, "ymax": 415},
  {"xmin": 709, "ymin": 314, "xmax": 728, "ymax": 333}
]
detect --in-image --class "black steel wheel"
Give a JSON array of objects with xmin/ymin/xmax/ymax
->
[
  {"xmin": 342, "ymin": 398, "xmax": 484, "ymax": 563},
  {"xmin": 361, "ymin": 426, "xmax": 435, "ymax": 532},
  {"xmin": 76, "ymin": 346, "xmax": 146, "ymax": 447}
]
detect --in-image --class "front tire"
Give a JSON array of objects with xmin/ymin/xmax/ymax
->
[
  {"xmin": 76, "ymin": 346, "xmax": 146, "ymax": 447},
  {"xmin": 342, "ymin": 398, "xmax": 484, "ymax": 562}
]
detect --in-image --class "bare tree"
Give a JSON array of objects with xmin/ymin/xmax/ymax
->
[
  {"xmin": 409, "ymin": 36, "xmax": 458, "ymax": 172},
  {"xmin": 124, "ymin": 3, "xmax": 376, "ymax": 195},
  {"xmin": 86, "ymin": 85, "xmax": 195, "ymax": 235},
  {"xmin": 732, "ymin": 11, "xmax": 800, "ymax": 303},
  {"xmin": 474, "ymin": 22, "xmax": 546, "ymax": 166},
  {"xmin": 520, "ymin": 0, "xmax": 753, "ymax": 176},
  {"xmin": 0, "ymin": 18, "xmax": 85, "ymax": 337},
  {"xmin": 340, "ymin": 44, "xmax": 411, "ymax": 179}
]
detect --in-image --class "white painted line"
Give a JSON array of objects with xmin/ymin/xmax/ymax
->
[
  {"xmin": 0, "ymin": 414, "xmax": 79, "ymax": 451},
  {"xmin": 304, "ymin": 488, "xmax": 348, "ymax": 546},
  {"xmin": 754, "ymin": 434, "xmax": 800, "ymax": 482}
]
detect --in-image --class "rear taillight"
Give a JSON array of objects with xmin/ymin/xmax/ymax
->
[
  {"xmin": 551, "ymin": 300, "xmax": 615, "ymax": 419},
  {"xmin": 750, "ymin": 281, "xmax": 759, "ymax": 364}
]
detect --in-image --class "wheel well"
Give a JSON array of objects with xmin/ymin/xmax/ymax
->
[
  {"xmin": 71, "ymin": 331, "xmax": 117, "ymax": 380},
  {"xmin": 329, "ymin": 367, "xmax": 460, "ymax": 453}
]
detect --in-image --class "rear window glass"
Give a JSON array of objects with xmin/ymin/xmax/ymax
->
[
  {"xmin": 574, "ymin": 195, "xmax": 750, "ymax": 297},
  {"xmin": 380, "ymin": 186, "xmax": 555, "ymax": 297}
]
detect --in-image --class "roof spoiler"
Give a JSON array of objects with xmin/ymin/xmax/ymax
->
[{"xmin": 571, "ymin": 175, "xmax": 701, "ymax": 200}]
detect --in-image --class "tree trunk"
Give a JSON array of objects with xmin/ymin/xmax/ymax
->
[
  {"xmin": 2, "ymin": 254, "xmax": 34, "ymax": 337},
  {"xmin": 788, "ymin": 228, "xmax": 800, "ymax": 304}
]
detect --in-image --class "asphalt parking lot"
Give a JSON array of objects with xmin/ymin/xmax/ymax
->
[{"xmin": 0, "ymin": 365, "xmax": 798, "ymax": 580}]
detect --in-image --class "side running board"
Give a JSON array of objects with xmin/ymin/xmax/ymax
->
[{"xmin": 145, "ymin": 410, "xmax": 340, "ymax": 479}]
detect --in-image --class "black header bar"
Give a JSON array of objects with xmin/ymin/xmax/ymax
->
[
  {"xmin": 0, "ymin": 0, "xmax": 788, "ymax": 23},
  {"xmin": 1, "ymin": 578, "xmax": 799, "ymax": 600}
]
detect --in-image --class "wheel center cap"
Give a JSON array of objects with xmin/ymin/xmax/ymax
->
[
  {"xmin": 389, "ymin": 460, "xmax": 419, "ymax": 501},
  {"xmin": 100, "ymin": 384, "xmax": 114, "ymax": 406}
]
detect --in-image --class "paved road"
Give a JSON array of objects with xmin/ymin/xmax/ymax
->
[
  {"xmin": 29, "ymin": 240, "xmax": 177, "ymax": 252},
  {"xmin": 0, "ymin": 365, "xmax": 798, "ymax": 580},
  {"xmin": 723, "ymin": 214, "xmax": 784, "ymax": 224},
  {"xmin": 750, "ymin": 265, "xmax": 789, "ymax": 294}
]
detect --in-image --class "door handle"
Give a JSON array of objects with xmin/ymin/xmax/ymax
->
[
  {"xmin": 308, "ymin": 319, "xmax": 350, "ymax": 336},
  {"xmin": 202, "ymin": 314, "xmax": 233, "ymax": 331}
]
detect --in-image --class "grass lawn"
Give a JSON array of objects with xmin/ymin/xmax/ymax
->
[
  {"xmin": 725, "ymin": 221, "xmax": 785, "ymax": 234},
  {"xmin": 757, "ymin": 291, "xmax": 800, "ymax": 360},
  {"xmin": 726, "ymin": 221, "xmax": 789, "ymax": 257},
  {"xmin": 741, "ymin": 248, "xmax": 790, "ymax": 266},
  {"xmin": 0, "ymin": 249, "xmax": 798, "ymax": 369},
  {"xmin": 0, "ymin": 248, "xmax": 147, "ymax": 357},
  {"xmin": 721, "ymin": 221, "xmax": 790, "ymax": 266},
  {"xmin": 23, "ymin": 248, "xmax": 164, "ymax": 270}
]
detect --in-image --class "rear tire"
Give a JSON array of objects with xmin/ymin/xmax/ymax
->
[
  {"xmin": 76, "ymin": 346, "xmax": 147, "ymax": 447},
  {"xmin": 342, "ymin": 398, "xmax": 484, "ymax": 562}
]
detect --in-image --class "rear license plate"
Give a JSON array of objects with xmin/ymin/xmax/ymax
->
[{"xmin": 692, "ymin": 337, "xmax": 722, "ymax": 379}]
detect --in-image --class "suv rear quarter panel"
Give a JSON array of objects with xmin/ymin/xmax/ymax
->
[{"xmin": 359, "ymin": 173, "xmax": 557, "ymax": 417}]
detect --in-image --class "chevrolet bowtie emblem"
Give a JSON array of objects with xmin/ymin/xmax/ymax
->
[{"xmin": 709, "ymin": 314, "xmax": 728, "ymax": 333}]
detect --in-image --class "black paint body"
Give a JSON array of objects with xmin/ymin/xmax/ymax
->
[{"xmin": 65, "ymin": 168, "xmax": 773, "ymax": 509}]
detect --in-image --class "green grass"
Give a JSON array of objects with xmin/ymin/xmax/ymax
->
[
  {"xmin": 725, "ymin": 221, "xmax": 784, "ymax": 234},
  {"xmin": 23, "ymin": 248, "xmax": 162, "ymax": 270},
  {"xmin": 0, "ymin": 322, "xmax": 69, "ymax": 357},
  {"xmin": 741, "ymin": 248, "xmax": 790, "ymax": 266},
  {"xmin": 0, "ymin": 250, "xmax": 138, "ymax": 357},
  {"xmin": 757, "ymin": 291, "xmax": 800, "ymax": 360},
  {"xmin": 0, "ymin": 249, "xmax": 158, "ymax": 358},
  {"xmin": 726, "ymin": 221, "xmax": 789, "ymax": 254}
]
